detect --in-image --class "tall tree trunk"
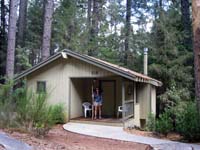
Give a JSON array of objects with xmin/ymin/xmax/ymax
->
[
  {"xmin": 87, "ymin": 0, "xmax": 92, "ymax": 51},
  {"xmin": 0, "ymin": 0, "xmax": 6, "ymax": 39},
  {"xmin": 124, "ymin": 0, "xmax": 131, "ymax": 65},
  {"xmin": 6, "ymin": 0, "xmax": 18, "ymax": 79},
  {"xmin": 87, "ymin": 0, "xmax": 92, "ymax": 28},
  {"xmin": 15, "ymin": 0, "xmax": 28, "ymax": 74},
  {"xmin": 17, "ymin": 0, "xmax": 27, "ymax": 47},
  {"xmin": 92, "ymin": 0, "xmax": 99, "ymax": 40},
  {"xmin": 88, "ymin": 0, "xmax": 99, "ymax": 56},
  {"xmin": 181, "ymin": 0, "xmax": 192, "ymax": 49},
  {"xmin": 0, "ymin": 0, "xmax": 6, "ymax": 77},
  {"xmin": 192, "ymin": 0, "xmax": 200, "ymax": 114},
  {"xmin": 41, "ymin": 0, "xmax": 53, "ymax": 61}
]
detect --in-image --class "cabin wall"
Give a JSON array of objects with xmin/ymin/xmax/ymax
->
[
  {"xmin": 26, "ymin": 57, "xmax": 114, "ymax": 121},
  {"xmin": 139, "ymin": 84, "xmax": 151, "ymax": 119},
  {"xmin": 132, "ymin": 83, "xmax": 156, "ymax": 128},
  {"xmin": 26, "ymin": 56, "xmax": 157, "ymax": 126},
  {"xmin": 151, "ymin": 85, "xmax": 156, "ymax": 115},
  {"xmin": 70, "ymin": 79, "xmax": 85, "ymax": 118},
  {"xmin": 27, "ymin": 58, "xmax": 67, "ymax": 106},
  {"xmin": 63, "ymin": 57, "xmax": 113, "ymax": 78}
]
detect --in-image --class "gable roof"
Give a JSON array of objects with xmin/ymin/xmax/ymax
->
[{"xmin": 15, "ymin": 49, "xmax": 162, "ymax": 87}]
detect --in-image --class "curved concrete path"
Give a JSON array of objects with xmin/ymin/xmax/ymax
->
[
  {"xmin": 0, "ymin": 132, "xmax": 32, "ymax": 150},
  {"xmin": 63, "ymin": 122, "xmax": 200, "ymax": 150}
]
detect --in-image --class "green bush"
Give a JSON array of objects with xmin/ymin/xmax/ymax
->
[
  {"xmin": 14, "ymin": 88, "xmax": 51, "ymax": 136},
  {"xmin": 175, "ymin": 102, "xmax": 200, "ymax": 141},
  {"xmin": 145, "ymin": 113, "xmax": 156, "ymax": 131},
  {"xmin": 50, "ymin": 104, "xmax": 66, "ymax": 124},
  {"xmin": 155, "ymin": 109, "xmax": 173, "ymax": 135},
  {"xmin": 0, "ymin": 82, "xmax": 18, "ymax": 128},
  {"xmin": 15, "ymin": 88, "xmax": 50, "ymax": 127},
  {"xmin": 0, "ymin": 81, "xmax": 66, "ymax": 136}
]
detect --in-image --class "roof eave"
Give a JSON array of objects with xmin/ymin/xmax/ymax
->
[
  {"xmin": 14, "ymin": 49, "xmax": 162, "ymax": 87},
  {"xmin": 14, "ymin": 52, "xmax": 62, "ymax": 81},
  {"xmin": 63, "ymin": 49, "xmax": 162, "ymax": 87}
]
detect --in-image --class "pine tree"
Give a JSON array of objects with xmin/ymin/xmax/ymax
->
[
  {"xmin": 192, "ymin": 0, "xmax": 200, "ymax": 114},
  {"xmin": 26, "ymin": 0, "xmax": 43, "ymax": 65},
  {"xmin": 88, "ymin": 0, "xmax": 99, "ymax": 56},
  {"xmin": 6, "ymin": 0, "xmax": 18, "ymax": 79},
  {"xmin": 124, "ymin": 0, "xmax": 131, "ymax": 66},
  {"xmin": 17, "ymin": 0, "xmax": 28, "ymax": 47},
  {"xmin": 149, "ymin": 1, "xmax": 194, "ymax": 112},
  {"xmin": 181, "ymin": 0, "xmax": 192, "ymax": 49},
  {"xmin": 42, "ymin": 0, "xmax": 54, "ymax": 60},
  {"xmin": 15, "ymin": 0, "xmax": 28, "ymax": 74},
  {"xmin": 0, "ymin": 0, "xmax": 7, "ymax": 78}
]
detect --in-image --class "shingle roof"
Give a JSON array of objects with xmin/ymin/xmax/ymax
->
[{"xmin": 15, "ymin": 49, "xmax": 162, "ymax": 87}]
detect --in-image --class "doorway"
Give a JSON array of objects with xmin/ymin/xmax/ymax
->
[{"xmin": 101, "ymin": 80, "xmax": 116, "ymax": 117}]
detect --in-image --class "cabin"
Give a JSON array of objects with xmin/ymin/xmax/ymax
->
[{"xmin": 15, "ymin": 49, "xmax": 162, "ymax": 128}]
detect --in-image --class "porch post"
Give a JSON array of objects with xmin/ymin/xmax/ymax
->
[{"xmin": 122, "ymin": 78, "xmax": 125, "ymax": 119}]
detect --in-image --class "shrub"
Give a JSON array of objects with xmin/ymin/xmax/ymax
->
[
  {"xmin": 15, "ymin": 88, "xmax": 54, "ymax": 136},
  {"xmin": 155, "ymin": 109, "xmax": 173, "ymax": 135},
  {"xmin": 14, "ymin": 87, "xmax": 33, "ymax": 128},
  {"xmin": 50, "ymin": 104, "xmax": 66, "ymax": 124},
  {"xmin": 175, "ymin": 102, "xmax": 200, "ymax": 141},
  {"xmin": 0, "ymin": 81, "xmax": 66, "ymax": 137},
  {"xmin": 0, "ymin": 82, "xmax": 18, "ymax": 128},
  {"xmin": 15, "ymin": 87, "xmax": 66, "ymax": 137},
  {"xmin": 145, "ymin": 113, "xmax": 156, "ymax": 132}
]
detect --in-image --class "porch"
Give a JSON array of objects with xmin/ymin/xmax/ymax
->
[
  {"xmin": 70, "ymin": 117, "xmax": 123, "ymax": 127},
  {"xmin": 69, "ymin": 77, "xmax": 135, "ymax": 127}
]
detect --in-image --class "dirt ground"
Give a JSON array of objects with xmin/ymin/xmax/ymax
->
[
  {"xmin": 125, "ymin": 128, "xmax": 183, "ymax": 141},
  {"xmin": 1, "ymin": 125, "xmax": 152, "ymax": 150}
]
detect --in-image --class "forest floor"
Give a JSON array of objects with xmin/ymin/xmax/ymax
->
[
  {"xmin": 125, "ymin": 128, "xmax": 200, "ymax": 147},
  {"xmin": 125, "ymin": 128, "xmax": 183, "ymax": 142},
  {"xmin": 0, "ymin": 125, "xmax": 152, "ymax": 150}
]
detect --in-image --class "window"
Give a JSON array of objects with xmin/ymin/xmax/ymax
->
[{"xmin": 37, "ymin": 81, "xmax": 46, "ymax": 93}]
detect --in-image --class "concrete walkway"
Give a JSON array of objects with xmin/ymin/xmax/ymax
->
[
  {"xmin": 63, "ymin": 122, "xmax": 200, "ymax": 150},
  {"xmin": 0, "ymin": 132, "xmax": 32, "ymax": 150}
]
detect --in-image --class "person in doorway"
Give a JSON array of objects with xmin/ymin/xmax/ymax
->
[
  {"xmin": 91, "ymin": 78, "xmax": 99, "ymax": 119},
  {"xmin": 92, "ymin": 88, "xmax": 103, "ymax": 119}
]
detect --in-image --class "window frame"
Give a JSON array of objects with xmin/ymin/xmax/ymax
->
[{"xmin": 37, "ymin": 81, "xmax": 46, "ymax": 93}]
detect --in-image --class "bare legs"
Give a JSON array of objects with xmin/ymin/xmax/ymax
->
[
  {"xmin": 94, "ymin": 105, "xmax": 102, "ymax": 119},
  {"xmin": 99, "ymin": 105, "xmax": 102, "ymax": 119},
  {"xmin": 92, "ymin": 105, "xmax": 94, "ymax": 120},
  {"xmin": 94, "ymin": 106, "xmax": 97, "ymax": 119}
]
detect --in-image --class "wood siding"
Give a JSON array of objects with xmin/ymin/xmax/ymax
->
[
  {"xmin": 27, "ymin": 57, "xmax": 114, "ymax": 121},
  {"xmin": 26, "ymin": 56, "xmax": 156, "ymax": 127}
]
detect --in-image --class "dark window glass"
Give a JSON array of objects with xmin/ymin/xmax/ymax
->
[{"xmin": 37, "ymin": 81, "xmax": 46, "ymax": 93}]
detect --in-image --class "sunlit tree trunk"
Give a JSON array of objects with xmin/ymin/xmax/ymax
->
[
  {"xmin": 6, "ymin": 0, "xmax": 18, "ymax": 79},
  {"xmin": 42, "ymin": 0, "xmax": 54, "ymax": 61},
  {"xmin": 192, "ymin": 0, "xmax": 200, "ymax": 114}
]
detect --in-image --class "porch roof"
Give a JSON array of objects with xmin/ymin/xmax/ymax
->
[{"xmin": 15, "ymin": 49, "xmax": 162, "ymax": 87}]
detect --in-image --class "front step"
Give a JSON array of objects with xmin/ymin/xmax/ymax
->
[{"xmin": 70, "ymin": 119, "xmax": 123, "ymax": 127}]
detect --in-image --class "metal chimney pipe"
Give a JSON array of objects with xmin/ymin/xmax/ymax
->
[{"xmin": 144, "ymin": 48, "xmax": 148, "ymax": 75}]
